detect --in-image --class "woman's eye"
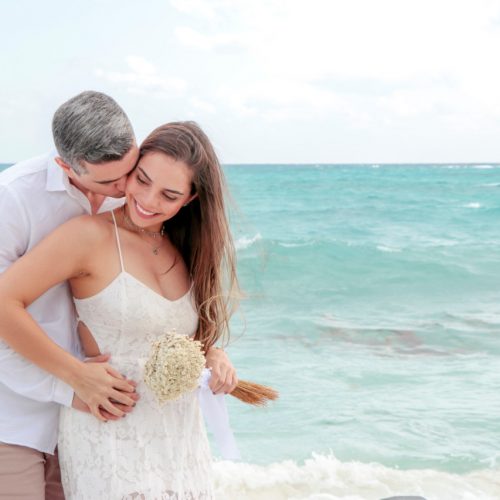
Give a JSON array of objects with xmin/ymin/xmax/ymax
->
[
  {"xmin": 137, "ymin": 176, "xmax": 147, "ymax": 184},
  {"xmin": 163, "ymin": 194, "xmax": 177, "ymax": 201}
]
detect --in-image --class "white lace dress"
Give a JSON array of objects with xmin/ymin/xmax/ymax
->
[{"xmin": 58, "ymin": 214, "xmax": 214, "ymax": 499}]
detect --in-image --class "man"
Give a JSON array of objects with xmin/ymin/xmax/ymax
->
[
  {"xmin": 0, "ymin": 91, "xmax": 235, "ymax": 499},
  {"xmin": 0, "ymin": 91, "xmax": 139, "ymax": 499}
]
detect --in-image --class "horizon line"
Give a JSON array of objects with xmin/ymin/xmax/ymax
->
[
  {"xmin": 2, "ymin": 161, "xmax": 500, "ymax": 166},
  {"xmin": 223, "ymin": 161, "xmax": 500, "ymax": 166}
]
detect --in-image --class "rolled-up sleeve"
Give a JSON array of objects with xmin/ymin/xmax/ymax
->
[{"xmin": 0, "ymin": 185, "xmax": 74, "ymax": 407}]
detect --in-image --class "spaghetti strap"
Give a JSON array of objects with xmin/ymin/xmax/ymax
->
[{"xmin": 110, "ymin": 210, "xmax": 125, "ymax": 272}]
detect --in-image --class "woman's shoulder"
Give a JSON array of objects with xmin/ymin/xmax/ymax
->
[{"xmin": 58, "ymin": 212, "xmax": 116, "ymax": 246}]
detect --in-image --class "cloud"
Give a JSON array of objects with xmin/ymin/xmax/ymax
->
[
  {"xmin": 170, "ymin": 0, "xmax": 218, "ymax": 19},
  {"xmin": 219, "ymin": 79, "xmax": 343, "ymax": 120},
  {"xmin": 189, "ymin": 97, "xmax": 216, "ymax": 113},
  {"xmin": 377, "ymin": 87, "xmax": 452, "ymax": 118},
  {"xmin": 174, "ymin": 26, "xmax": 248, "ymax": 51},
  {"xmin": 126, "ymin": 56, "xmax": 156, "ymax": 75},
  {"xmin": 171, "ymin": 0, "xmax": 500, "ymax": 129},
  {"xmin": 244, "ymin": 0, "xmax": 500, "ymax": 84},
  {"xmin": 95, "ymin": 56, "xmax": 187, "ymax": 97}
]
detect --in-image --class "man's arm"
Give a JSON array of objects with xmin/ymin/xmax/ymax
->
[
  {"xmin": 0, "ymin": 200, "xmax": 136, "ymax": 420},
  {"xmin": 0, "ymin": 185, "xmax": 74, "ymax": 406}
]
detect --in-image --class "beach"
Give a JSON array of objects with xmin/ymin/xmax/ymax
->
[{"xmin": 2, "ymin": 162, "xmax": 500, "ymax": 499}]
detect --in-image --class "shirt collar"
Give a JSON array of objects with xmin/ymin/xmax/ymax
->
[{"xmin": 45, "ymin": 152, "xmax": 66, "ymax": 192}]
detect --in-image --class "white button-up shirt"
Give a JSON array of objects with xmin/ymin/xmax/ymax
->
[{"xmin": 0, "ymin": 152, "xmax": 124, "ymax": 453}]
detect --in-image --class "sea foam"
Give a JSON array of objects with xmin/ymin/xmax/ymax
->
[
  {"xmin": 213, "ymin": 453, "xmax": 500, "ymax": 500},
  {"xmin": 235, "ymin": 233, "xmax": 262, "ymax": 250},
  {"xmin": 376, "ymin": 245, "xmax": 402, "ymax": 253}
]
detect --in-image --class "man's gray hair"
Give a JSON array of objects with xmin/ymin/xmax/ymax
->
[{"xmin": 52, "ymin": 90, "xmax": 135, "ymax": 174}]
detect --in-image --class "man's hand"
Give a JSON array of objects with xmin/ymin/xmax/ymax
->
[
  {"xmin": 205, "ymin": 347, "xmax": 238, "ymax": 395},
  {"xmin": 70, "ymin": 354, "xmax": 139, "ymax": 422},
  {"xmin": 72, "ymin": 392, "xmax": 137, "ymax": 421}
]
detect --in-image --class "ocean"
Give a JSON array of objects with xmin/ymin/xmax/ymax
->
[{"xmin": 2, "ymin": 162, "xmax": 500, "ymax": 499}]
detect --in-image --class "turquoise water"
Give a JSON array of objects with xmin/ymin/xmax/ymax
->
[
  {"xmin": 2, "ymin": 162, "xmax": 500, "ymax": 497},
  {"xmin": 222, "ymin": 164, "xmax": 500, "ymax": 475}
]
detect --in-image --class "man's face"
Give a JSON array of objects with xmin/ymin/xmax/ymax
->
[{"xmin": 57, "ymin": 144, "xmax": 140, "ymax": 198}]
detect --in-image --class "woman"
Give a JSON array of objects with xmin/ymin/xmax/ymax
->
[{"xmin": 0, "ymin": 121, "xmax": 239, "ymax": 498}]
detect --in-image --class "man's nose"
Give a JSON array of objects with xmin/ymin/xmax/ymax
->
[{"xmin": 115, "ymin": 176, "xmax": 127, "ymax": 193}]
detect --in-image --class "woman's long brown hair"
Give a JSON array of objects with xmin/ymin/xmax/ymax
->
[{"xmin": 140, "ymin": 122, "xmax": 239, "ymax": 350}]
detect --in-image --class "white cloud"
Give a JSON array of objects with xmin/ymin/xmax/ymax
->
[
  {"xmin": 174, "ymin": 26, "xmax": 248, "ymax": 51},
  {"xmin": 172, "ymin": 0, "xmax": 500, "ymax": 131},
  {"xmin": 219, "ymin": 79, "xmax": 343, "ymax": 120},
  {"xmin": 95, "ymin": 56, "xmax": 187, "ymax": 97},
  {"xmin": 377, "ymin": 87, "xmax": 452, "ymax": 118},
  {"xmin": 189, "ymin": 97, "xmax": 216, "ymax": 113},
  {"xmin": 261, "ymin": 0, "xmax": 499, "ymax": 84},
  {"xmin": 126, "ymin": 56, "xmax": 156, "ymax": 75},
  {"xmin": 170, "ymin": 0, "xmax": 218, "ymax": 19}
]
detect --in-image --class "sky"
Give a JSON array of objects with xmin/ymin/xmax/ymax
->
[{"xmin": 1, "ymin": 0, "xmax": 500, "ymax": 164}]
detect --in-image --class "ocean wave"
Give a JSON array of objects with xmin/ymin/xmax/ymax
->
[
  {"xmin": 464, "ymin": 202, "xmax": 481, "ymax": 209},
  {"xmin": 376, "ymin": 245, "xmax": 402, "ymax": 253},
  {"xmin": 235, "ymin": 233, "xmax": 262, "ymax": 250},
  {"xmin": 279, "ymin": 240, "xmax": 316, "ymax": 248},
  {"xmin": 480, "ymin": 182, "xmax": 500, "ymax": 187},
  {"xmin": 441, "ymin": 311, "xmax": 500, "ymax": 329},
  {"xmin": 443, "ymin": 164, "xmax": 499, "ymax": 170},
  {"xmin": 213, "ymin": 453, "xmax": 500, "ymax": 500},
  {"xmin": 316, "ymin": 323, "xmax": 460, "ymax": 356}
]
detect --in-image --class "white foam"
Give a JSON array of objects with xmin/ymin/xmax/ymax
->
[
  {"xmin": 213, "ymin": 453, "xmax": 500, "ymax": 500},
  {"xmin": 473, "ymin": 164, "xmax": 495, "ymax": 169},
  {"xmin": 279, "ymin": 240, "xmax": 315, "ymax": 248},
  {"xmin": 235, "ymin": 233, "xmax": 262, "ymax": 250},
  {"xmin": 377, "ymin": 245, "xmax": 402, "ymax": 253},
  {"xmin": 464, "ymin": 202, "xmax": 481, "ymax": 209}
]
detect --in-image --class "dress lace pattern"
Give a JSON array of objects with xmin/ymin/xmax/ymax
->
[{"xmin": 58, "ymin": 214, "xmax": 213, "ymax": 499}]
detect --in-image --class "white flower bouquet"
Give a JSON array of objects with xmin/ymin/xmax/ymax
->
[
  {"xmin": 144, "ymin": 331, "xmax": 278, "ymax": 405},
  {"xmin": 144, "ymin": 332, "xmax": 206, "ymax": 403}
]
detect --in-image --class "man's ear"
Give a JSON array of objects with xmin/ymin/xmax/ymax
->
[{"xmin": 54, "ymin": 156, "xmax": 72, "ymax": 175}]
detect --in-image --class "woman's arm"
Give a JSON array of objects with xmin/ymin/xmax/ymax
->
[{"xmin": 0, "ymin": 215, "xmax": 136, "ymax": 421}]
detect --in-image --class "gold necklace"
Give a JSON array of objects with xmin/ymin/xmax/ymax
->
[{"xmin": 121, "ymin": 207, "xmax": 165, "ymax": 255}]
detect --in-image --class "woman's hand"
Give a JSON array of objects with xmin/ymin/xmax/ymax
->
[{"xmin": 205, "ymin": 348, "xmax": 238, "ymax": 395}]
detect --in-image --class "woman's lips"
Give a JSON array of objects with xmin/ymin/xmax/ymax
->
[{"xmin": 134, "ymin": 199, "xmax": 158, "ymax": 219}]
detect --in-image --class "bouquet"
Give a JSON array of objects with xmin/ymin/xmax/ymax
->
[{"xmin": 144, "ymin": 331, "xmax": 278, "ymax": 405}]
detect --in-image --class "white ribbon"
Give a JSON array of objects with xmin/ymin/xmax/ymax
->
[{"xmin": 197, "ymin": 368, "xmax": 241, "ymax": 460}]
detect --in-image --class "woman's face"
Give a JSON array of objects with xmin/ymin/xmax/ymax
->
[{"xmin": 125, "ymin": 151, "xmax": 196, "ymax": 231}]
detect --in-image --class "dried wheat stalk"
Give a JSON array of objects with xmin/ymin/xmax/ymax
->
[{"xmin": 230, "ymin": 380, "xmax": 278, "ymax": 406}]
